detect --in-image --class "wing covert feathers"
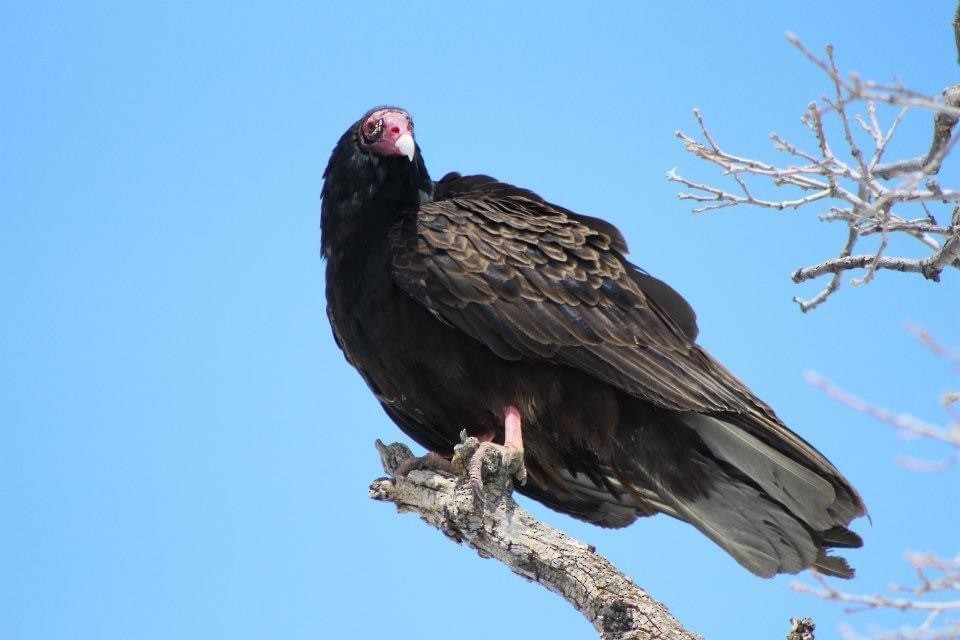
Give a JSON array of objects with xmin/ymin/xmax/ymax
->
[{"xmin": 388, "ymin": 173, "xmax": 865, "ymax": 578}]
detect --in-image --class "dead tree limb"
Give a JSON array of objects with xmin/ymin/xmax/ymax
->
[
  {"xmin": 369, "ymin": 439, "xmax": 701, "ymax": 640},
  {"xmin": 786, "ymin": 617, "xmax": 816, "ymax": 640}
]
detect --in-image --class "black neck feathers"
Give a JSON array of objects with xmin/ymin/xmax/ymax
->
[{"xmin": 321, "ymin": 127, "xmax": 432, "ymax": 260}]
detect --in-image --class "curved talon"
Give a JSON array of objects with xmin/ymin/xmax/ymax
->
[
  {"xmin": 468, "ymin": 444, "xmax": 489, "ymax": 502},
  {"xmin": 375, "ymin": 439, "xmax": 415, "ymax": 477},
  {"xmin": 468, "ymin": 444, "xmax": 486, "ymax": 489},
  {"xmin": 394, "ymin": 451, "xmax": 458, "ymax": 478},
  {"xmin": 466, "ymin": 405, "xmax": 528, "ymax": 495}
]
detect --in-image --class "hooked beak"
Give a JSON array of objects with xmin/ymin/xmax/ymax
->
[
  {"xmin": 395, "ymin": 132, "xmax": 415, "ymax": 162},
  {"xmin": 358, "ymin": 108, "xmax": 417, "ymax": 161}
]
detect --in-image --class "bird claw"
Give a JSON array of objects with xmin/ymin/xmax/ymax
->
[
  {"xmin": 375, "ymin": 439, "xmax": 415, "ymax": 477},
  {"xmin": 471, "ymin": 441, "xmax": 526, "ymax": 487},
  {"xmin": 452, "ymin": 434, "xmax": 526, "ymax": 502},
  {"xmin": 392, "ymin": 451, "xmax": 458, "ymax": 478},
  {"xmin": 451, "ymin": 407, "xmax": 527, "ymax": 501},
  {"xmin": 451, "ymin": 432, "xmax": 480, "ymax": 474},
  {"xmin": 375, "ymin": 439, "xmax": 459, "ymax": 480}
]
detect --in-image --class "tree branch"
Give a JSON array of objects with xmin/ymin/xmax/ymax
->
[
  {"xmin": 791, "ymin": 254, "xmax": 936, "ymax": 284},
  {"xmin": 953, "ymin": 1, "xmax": 960, "ymax": 66},
  {"xmin": 786, "ymin": 617, "xmax": 816, "ymax": 640},
  {"xmin": 368, "ymin": 440, "xmax": 701, "ymax": 640},
  {"xmin": 669, "ymin": 33, "xmax": 960, "ymax": 311},
  {"xmin": 795, "ymin": 328, "xmax": 960, "ymax": 639}
]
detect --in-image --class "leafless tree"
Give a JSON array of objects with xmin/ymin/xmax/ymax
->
[{"xmin": 668, "ymin": 23, "xmax": 960, "ymax": 311}]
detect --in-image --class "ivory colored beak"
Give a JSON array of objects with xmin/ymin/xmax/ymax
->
[{"xmin": 395, "ymin": 132, "xmax": 415, "ymax": 161}]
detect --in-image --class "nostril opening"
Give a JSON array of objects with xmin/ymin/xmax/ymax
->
[{"xmin": 390, "ymin": 126, "xmax": 401, "ymax": 134}]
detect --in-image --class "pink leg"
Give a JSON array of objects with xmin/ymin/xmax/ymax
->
[
  {"xmin": 503, "ymin": 405, "xmax": 523, "ymax": 457},
  {"xmin": 469, "ymin": 405, "xmax": 527, "ymax": 490}
]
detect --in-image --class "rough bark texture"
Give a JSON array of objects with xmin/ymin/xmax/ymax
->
[
  {"xmin": 785, "ymin": 617, "xmax": 815, "ymax": 640},
  {"xmin": 369, "ymin": 440, "xmax": 701, "ymax": 640}
]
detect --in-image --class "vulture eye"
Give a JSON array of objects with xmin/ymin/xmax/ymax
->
[{"xmin": 361, "ymin": 117, "xmax": 383, "ymax": 141}]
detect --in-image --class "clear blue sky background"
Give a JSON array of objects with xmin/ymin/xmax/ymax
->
[{"xmin": 3, "ymin": 2, "xmax": 959, "ymax": 639}]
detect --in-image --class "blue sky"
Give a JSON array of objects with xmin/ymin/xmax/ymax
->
[{"xmin": 2, "ymin": 2, "xmax": 959, "ymax": 639}]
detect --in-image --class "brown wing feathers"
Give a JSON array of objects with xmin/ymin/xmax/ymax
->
[
  {"xmin": 395, "ymin": 188, "xmax": 858, "ymax": 486},
  {"xmin": 395, "ymin": 190, "xmax": 755, "ymax": 415},
  {"xmin": 323, "ymin": 111, "xmax": 865, "ymax": 577},
  {"xmin": 389, "ymin": 176, "xmax": 865, "ymax": 577}
]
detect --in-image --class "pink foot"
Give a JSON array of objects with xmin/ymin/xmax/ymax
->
[{"xmin": 468, "ymin": 405, "xmax": 527, "ymax": 490}]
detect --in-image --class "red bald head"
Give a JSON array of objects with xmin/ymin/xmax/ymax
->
[{"xmin": 357, "ymin": 108, "xmax": 416, "ymax": 161}]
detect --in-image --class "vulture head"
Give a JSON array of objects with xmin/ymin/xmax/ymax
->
[
  {"xmin": 322, "ymin": 107, "xmax": 430, "ymax": 208},
  {"xmin": 356, "ymin": 107, "xmax": 416, "ymax": 162}
]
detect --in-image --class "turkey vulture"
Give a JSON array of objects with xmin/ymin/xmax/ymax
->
[{"xmin": 321, "ymin": 106, "xmax": 866, "ymax": 578}]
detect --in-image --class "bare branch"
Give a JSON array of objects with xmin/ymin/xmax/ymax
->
[
  {"xmin": 792, "ymin": 254, "xmax": 932, "ymax": 283},
  {"xmin": 369, "ymin": 440, "xmax": 701, "ymax": 640},
  {"xmin": 786, "ymin": 617, "xmax": 816, "ymax": 640},
  {"xmin": 793, "ymin": 572, "xmax": 960, "ymax": 614},
  {"xmin": 669, "ymin": 35, "xmax": 960, "ymax": 310},
  {"xmin": 792, "ymin": 227, "xmax": 857, "ymax": 311},
  {"xmin": 798, "ymin": 328, "xmax": 960, "ymax": 638},
  {"xmin": 875, "ymin": 86, "xmax": 960, "ymax": 180},
  {"xmin": 907, "ymin": 323, "xmax": 960, "ymax": 369},
  {"xmin": 954, "ymin": 1, "xmax": 960, "ymax": 66},
  {"xmin": 793, "ymin": 561, "xmax": 960, "ymax": 640},
  {"xmin": 804, "ymin": 372, "xmax": 960, "ymax": 454}
]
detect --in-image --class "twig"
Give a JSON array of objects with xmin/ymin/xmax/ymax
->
[
  {"xmin": 805, "ymin": 372, "xmax": 960, "ymax": 453},
  {"xmin": 792, "ymin": 255, "xmax": 933, "ymax": 283},
  {"xmin": 953, "ymin": 2, "xmax": 960, "ymax": 66},
  {"xmin": 793, "ymin": 573, "xmax": 960, "ymax": 614},
  {"xmin": 907, "ymin": 323, "xmax": 960, "ymax": 368},
  {"xmin": 799, "ymin": 326, "xmax": 960, "ymax": 638},
  {"xmin": 669, "ymin": 34, "xmax": 960, "ymax": 311},
  {"xmin": 793, "ymin": 227, "xmax": 857, "ymax": 311}
]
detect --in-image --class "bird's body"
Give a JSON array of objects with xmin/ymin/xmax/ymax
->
[{"xmin": 321, "ymin": 107, "xmax": 866, "ymax": 578}]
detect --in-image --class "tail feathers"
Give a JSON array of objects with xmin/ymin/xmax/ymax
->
[
  {"xmin": 518, "ymin": 465, "xmax": 686, "ymax": 529},
  {"xmin": 517, "ymin": 416, "xmax": 864, "ymax": 579},
  {"xmin": 815, "ymin": 552, "xmax": 855, "ymax": 578},
  {"xmin": 825, "ymin": 488, "xmax": 869, "ymax": 527},
  {"xmin": 675, "ymin": 414, "xmax": 864, "ymax": 577},
  {"xmin": 683, "ymin": 415, "xmax": 857, "ymax": 530},
  {"xmin": 664, "ymin": 471, "xmax": 821, "ymax": 577},
  {"xmin": 517, "ymin": 468, "xmax": 644, "ymax": 529},
  {"xmin": 820, "ymin": 525, "xmax": 863, "ymax": 549}
]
